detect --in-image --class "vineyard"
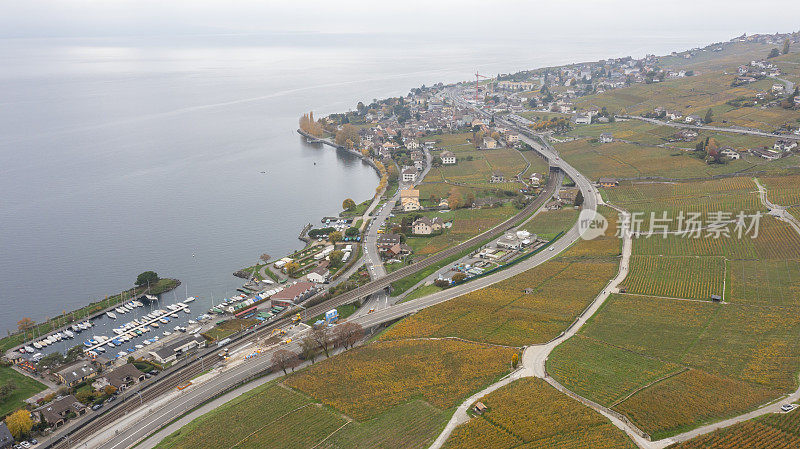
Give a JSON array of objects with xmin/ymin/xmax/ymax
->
[
  {"xmin": 624, "ymin": 255, "xmax": 726, "ymax": 300},
  {"xmin": 548, "ymin": 335, "xmax": 685, "ymax": 406},
  {"xmin": 669, "ymin": 408, "xmax": 800, "ymax": 449},
  {"xmin": 728, "ymin": 259, "xmax": 800, "ymax": 307},
  {"xmin": 632, "ymin": 215, "xmax": 800, "ymax": 260},
  {"xmin": 761, "ymin": 174, "xmax": 800, "ymax": 207},
  {"xmin": 379, "ymin": 257, "xmax": 617, "ymax": 347},
  {"xmin": 603, "ymin": 177, "xmax": 763, "ymax": 230},
  {"xmin": 614, "ymin": 369, "xmax": 777, "ymax": 439},
  {"xmin": 442, "ymin": 378, "xmax": 636, "ymax": 449},
  {"xmin": 285, "ymin": 339, "xmax": 517, "ymax": 420}
]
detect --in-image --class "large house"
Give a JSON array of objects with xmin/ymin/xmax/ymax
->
[
  {"xmin": 55, "ymin": 361, "xmax": 97, "ymax": 387},
  {"xmin": 34, "ymin": 395, "xmax": 86, "ymax": 428},
  {"xmin": 400, "ymin": 189, "xmax": 421, "ymax": 212},
  {"xmin": 402, "ymin": 167, "xmax": 417, "ymax": 183},
  {"xmin": 490, "ymin": 172, "xmax": 505, "ymax": 183},
  {"xmin": 92, "ymin": 363, "xmax": 145, "ymax": 392},
  {"xmin": 0, "ymin": 422, "xmax": 13, "ymax": 449},
  {"xmin": 149, "ymin": 334, "xmax": 207, "ymax": 365},
  {"xmin": 774, "ymin": 139, "xmax": 798, "ymax": 152},
  {"xmin": 482, "ymin": 137, "xmax": 498, "ymax": 149},
  {"xmin": 440, "ymin": 150, "xmax": 456, "ymax": 165},
  {"xmin": 306, "ymin": 265, "xmax": 330, "ymax": 284},
  {"xmin": 599, "ymin": 133, "xmax": 613, "ymax": 143},
  {"xmin": 270, "ymin": 282, "xmax": 317, "ymax": 307},
  {"xmin": 376, "ymin": 233, "xmax": 402, "ymax": 250},
  {"xmin": 412, "ymin": 217, "xmax": 443, "ymax": 235},
  {"xmin": 598, "ymin": 177, "xmax": 619, "ymax": 188}
]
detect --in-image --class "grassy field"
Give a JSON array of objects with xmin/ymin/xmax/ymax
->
[
  {"xmin": 380, "ymin": 207, "xmax": 620, "ymax": 347},
  {"xmin": 285, "ymin": 339, "xmax": 516, "ymax": 420},
  {"xmin": 669, "ymin": 407, "xmax": 800, "ymax": 448},
  {"xmin": 201, "ymin": 318, "xmax": 259, "ymax": 341},
  {"xmin": 0, "ymin": 365, "xmax": 46, "ymax": 418},
  {"xmin": 403, "ymin": 203, "xmax": 520, "ymax": 256},
  {"xmin": 442, "ymin": 377, "xmax": 636, "ymax": 449},
  {"xmin": 401, "ymin": 283, "xmax": 444, "ymax": 302},
  {"xmin": 521, "ymin": 207, "xmax": 579, "ymax": 240}
]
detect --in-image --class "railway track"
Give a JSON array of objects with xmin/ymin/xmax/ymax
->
[{"xmin": 48, "ymin": 163, "xmax": 558, "ymax": 448}]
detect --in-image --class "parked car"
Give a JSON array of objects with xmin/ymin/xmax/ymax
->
[
  {"xmin": 20, "ymin": 442, "xmax": 31, "ymax": 448},
  {"xmin": 29, "ymin": 439, "xmax": 38, "ymax": 445},
  {"xmin": 91, "ymin": 403, "xmax": 103, "ymax": 411},
  {"xmin": 781, "ymin": 404, "xmax": 796, "ymax": 412}
]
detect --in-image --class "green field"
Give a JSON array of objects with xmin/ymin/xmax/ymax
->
[
  {"xmin": 624, "ymin": 255, "xmax": 726, "ymax": 301},
  {"xmin": 521, "ymin": 207, "xmax": 579, "ymax": 240},
  {"xmin": 0, "ymin": 365, "xmax": 47, "ymax": 418},
  {"xmin": 442, "ymin": 377, "xmax": 636, "ymax": 449}
]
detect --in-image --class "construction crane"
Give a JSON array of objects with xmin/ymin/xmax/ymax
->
[{"xmin": 474, "ymin": 71, "xmax": 494, "ymax": 101}]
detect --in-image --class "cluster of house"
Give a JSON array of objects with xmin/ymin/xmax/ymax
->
[{"xmin": 26, "ymin": 361, "xmax": 154, "ymax": 429}]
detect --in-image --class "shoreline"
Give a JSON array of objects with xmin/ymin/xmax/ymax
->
[{"xmin": 2, "ymin": 278, "xmax": 181, "ymax": 356}]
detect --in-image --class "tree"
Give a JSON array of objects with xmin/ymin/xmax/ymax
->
[
  {"xmin": 260, "ymin": 253, "xmax": 271, "ymax": 263},
  {"xmin": 342, "ymin": 198, "xmax": 356, "ymax": 211},
  {"xmin": 783, "ymin": 39, "xmax": 790, "ymax": 55},
  {"xmin": 387, "ymin": 164, "xmax": 399, "ymax": 181},
  {"xmin": 65, "ymin": 345, "xmax": 85, "ymax": 363},
  {"xmin": 299, "ymin": 336, "xmax": 318, "ymax": 364},
  {"xmin": 452, "ymin": 273, "xmax": 467, "ymax": 284},
  {"xmin": 345, "ymin": 226, "xmax": 359, "ymax": 237},
  {"xmin": 329, "ymin": 250, "xmax": 345, "ymax": 268},
  {"xmin": 38, "ymin": 352, "xmax": 64, "ymax": 369},
  {"xmin": 311, "ymin": 327, "xmax": 334, "ymax": 357},
  {"xmin": 434, "ymin": 279, "xmax": 450, "ymax": 288},
  {"xmin": 333, "ymin": 322, "xmax": 364, "ymax": 349},
  {"xmin": 511, "ymin": 353, "xmax": 520, "ymax": 369},
  {"xmin": 103, "ymin": 385, "xmax": 118, "ymax": 396},
  {"xmin": 704, "ymin": 108, "xmax": 714, "ymax": 124},
  {"xmin": 768, "ymin": 48, "xmax": 781, "ymax": 59},
  {"xmin": 299, "ymin": 111, "xmax": 324, "ymax": 137},
  {"xmin": 0, "ymin": 382, "xmax": 16, "ymax": 402},
  {"xmin": 5, "ymin": 409, "xmax": 33, "ymax": 439},
  {"xmin": 271, "ymin": 349, "xmax": 299, "ymax": 375},
  {"xmin": 17, "ymin": 318, "xmax": 34, "ymax": 335},
  {"xmin": 328, "ymin": 231, "xmax": 342, "ymax": 244},
  {"xmin": 334, "ymin": 124, "xmax": 360, "ymax": 148},
  {"xmin": 285, "ymin": 262, "xmax": 301, "ymax": 278},
  {"xmin": 136, "ymin": 271, "xmax": 159, "ymax": 287},
  {"xmin": 574, "ymin": 190, "xmax": 584, "ymax": 207}
]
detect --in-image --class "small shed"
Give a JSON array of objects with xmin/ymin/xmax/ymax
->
[
  {"xmin": 711, "ymin": 294, "xmax": 722, "ymax": 302},
  {"xmin": 473, "ymin": 402, "xmax": 488, "ymax": 415}
]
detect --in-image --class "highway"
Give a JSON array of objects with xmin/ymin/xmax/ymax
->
[{"xmin": 64, "ymin": 88, "xmax": 597, "ymax": 449}]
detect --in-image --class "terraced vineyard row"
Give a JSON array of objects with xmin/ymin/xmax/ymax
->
[{"xmin": 625, "ymin": 255, "xmax": 725, "ymax": 301}]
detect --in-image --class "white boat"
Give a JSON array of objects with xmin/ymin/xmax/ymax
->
[
  {"xmin": 95, "ymin": 346, "xmax": 106, "ymax": 352},
  {"xmin": 24, "ymin": 345, "xmax": 35, "ymax": 352},
  {"xmin": 143, "ymin": 340, "xmax": 152, "ymax": 345},
  {"xmin": 170, "ymin": 313, "xmax": 179, "ymax": 318},
  {"xmin": 145, "ymin": 294, "xmax": 158, "ymax": 301},
  {"xmin": 107, "ymin": 341, "xmax": 115, "ymax": 347},
  {"xmin": 188, "ymin": 320, "xmax": 196, "ymax": 324},
  {"xmin": 135, "ymin": 344, "xmax": 143, "ymax": 349},
  {"xmin": 115, "ymin": 307, "xmax": 126, "ymax": 314},
  {"xmin": 184, "ymin": 308, "xmax": 190, "ymax": 313},
  {"xmin": 64, "ymin": 330, "xmax": 74, "ymax": 338},
  {"xmin": 185, "ymin": 296, "xmax": 196, "ymax": 303},
  {"xmin": 121, "ymin": 335, "xmax": 130, "ymax": 342},
  {"xmin": 133, "ymin": 300, "xmax": 144, "ymax": 307},
  {"xmin": 117, "ymin": 351, "xmax": 127, "ymax": 357},
  {"xmin": 107, "ymin": 311, "xmax": 117, "ymax": 319},
  {"xmin": 32, "ymin": 342, "xmax": 42, "ymax": 349},
  {"xmin": 176, "ymin": 302, "xmax": 187, "ymax": 308},
  {"xmin": 151, "ymin": 322, "xmax": 159, "ymax": 328},
  {"xmin": 163, "ymin": 331, "xmax": 171, "ymax": 336},
  {"xmin": 113, "ymin": 329, "xmax": 123, "ymax": 335}
]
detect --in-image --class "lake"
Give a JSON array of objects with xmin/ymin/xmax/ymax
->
[{"xmin": 0, "ymin": 32, "xmax": 707, "ymax": 334}]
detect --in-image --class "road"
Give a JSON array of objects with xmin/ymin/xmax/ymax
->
[
  {"xmin": 630, "ymin": 115, "xmax": 800, "ymax": 141},
  {"xmin": 81, "ymin": 90, "xmax": 596, "ymax": 449}
]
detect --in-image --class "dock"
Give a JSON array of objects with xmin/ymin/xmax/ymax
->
[{"xmin": 82, "ymin": 303, "xmax": 191, "ymax": 354}]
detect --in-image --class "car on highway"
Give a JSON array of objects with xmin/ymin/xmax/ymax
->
[{"xmin": 781, "ymin": 404, "xmax": 796, "ymax": 412}]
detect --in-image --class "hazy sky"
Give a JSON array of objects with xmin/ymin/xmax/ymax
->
[{"xmin": 1, "ymin": 0, "xmax": 798, "ymax": 41}]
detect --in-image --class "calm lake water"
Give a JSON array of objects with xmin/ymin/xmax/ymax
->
[{"xmin": 0, "ymin": 33, "xmax": 708, "ymax": 335}]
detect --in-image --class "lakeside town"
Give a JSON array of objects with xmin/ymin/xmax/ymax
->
[{"xmin": 3, "ymin": 28, "xmax": 800, "ymax": 449}]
